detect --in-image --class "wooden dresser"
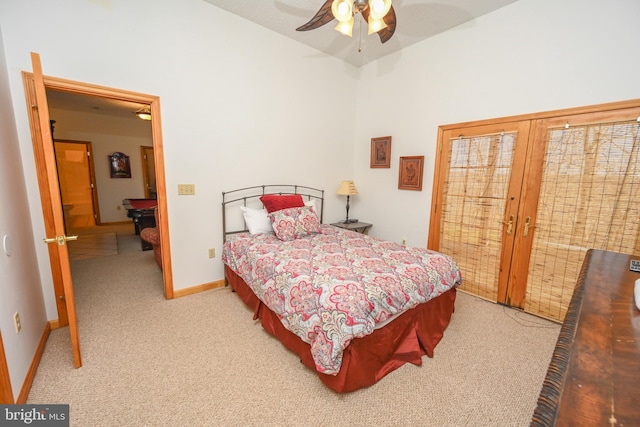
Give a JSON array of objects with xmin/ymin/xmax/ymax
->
[{"xmin": 532, "ymin": 250, "xmax": 640, "ymax": 426}]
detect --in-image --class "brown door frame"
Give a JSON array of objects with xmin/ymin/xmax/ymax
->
[
  {"xmin": 22, "ymin": 71, "xmax": 174, "ymax": 313},
  {"xmin": 140, "ymin": 145, "xmax": 156, "ymax": 199}
]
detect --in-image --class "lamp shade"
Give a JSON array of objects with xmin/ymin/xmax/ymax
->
[
  {"xmin": 337, "ymin": 180, "xmax": 359, "ymax": 196},
  {"xmin": 331, "ymin": 0, "xmax": 353, "ymax": 22},
  {"xmin": 367, "ymin": 16, "xmax": 387, "ymax": 35},
  {"xmin": 369, "ymin": 0, "xmax": 392, "ymax": 20},
  {"xmin": 335, "ymin": 16, "xmax": 354, "ymax": 37}
]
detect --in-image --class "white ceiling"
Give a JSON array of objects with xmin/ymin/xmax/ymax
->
[
  {"xmin": 202, "ymin": 0, "xmax": 520, "ymax": 67},
  {"xmin": 46, "ymin": 89, "xmax": 147, "ymax": 121}
]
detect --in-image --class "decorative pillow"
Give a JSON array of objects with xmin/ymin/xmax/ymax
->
[
  {"xmin": 260, "ymin": 194, "xmax": 305, "ymax": 213},
  {"xmin": 268, "ymin": 206, "xmax": 320, "ymax": 241},
  {"xmin": 240, "ymin": 206, "xmax": 273, "ymax": 235}
]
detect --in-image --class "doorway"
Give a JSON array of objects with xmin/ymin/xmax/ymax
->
[
  {"xmin": 22, "ymin": 72, "xmax": 174, "ymax": 330},
  {"xmin": 54, "ymin": 140, "xmax": 100, "ymax": 230},
  {"xmin": 429, "ymin": 99, "xmax": 640, "ymax": 322}
]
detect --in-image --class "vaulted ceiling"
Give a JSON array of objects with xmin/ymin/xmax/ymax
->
[
  {"xmin": 202, "ymin": 0, "xmax": 520, "ymax": 67},
  {"xmin": 47, "ymin": 0, "xmax": 521, "ymax": 116}
]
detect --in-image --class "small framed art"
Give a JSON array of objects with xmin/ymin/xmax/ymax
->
[
  {"xmin": 398, "ymin": 156, "xmax": 424, "ymax": 191},
  {"xmin": 370, "ymin": 136, "xmax": 391, "ymax": 168},
  {"xmin": 109, "ymin": 152, "xmax": 131, "ymax": 178}
]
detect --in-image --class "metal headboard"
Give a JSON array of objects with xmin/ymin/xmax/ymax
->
[{"xmin": 222, "ymin": 184, "xmax": 325, "ymax": 243}]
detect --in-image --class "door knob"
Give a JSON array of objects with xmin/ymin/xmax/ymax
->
[
  {"xmin": 43, "ymin": 235, "xmax": 78, "ymax": 246},
  {"xmin": 524, "ymin": 216, "xmax": 533, "ymax": 238},
  {"xmin": 502, "ymin": 215, "xmax": 514, "ymax": 235}
]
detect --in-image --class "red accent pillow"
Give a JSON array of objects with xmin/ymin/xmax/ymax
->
[{"xmin": 260, "ymin": 194, "xmax": 305, "ymax": 213}]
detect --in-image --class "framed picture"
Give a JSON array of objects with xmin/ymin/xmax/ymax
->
[
  {"xmin": 398, "ymin": 156, "xmax": 424, "ymax": 191},
  {"xmin": 109, "ymin": 152, "xmax": 131, "ymax": 178},
  {"xmin": 370, "ymin": 136, "xmax": 392, "ymax": 168}
]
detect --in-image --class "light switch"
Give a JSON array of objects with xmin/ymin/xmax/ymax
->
[{"xmin": 178, "ymin": 184, "xmax": 195, "ymax": 195}]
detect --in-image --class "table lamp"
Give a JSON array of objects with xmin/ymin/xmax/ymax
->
[{"xmin": 336, "ymin": 180, "xmax": 359, "ymax": 224}]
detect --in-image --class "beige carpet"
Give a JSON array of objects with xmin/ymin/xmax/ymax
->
[{"xmin": 28, "ymin": 231, "xmax": 560, "ymax": 426}]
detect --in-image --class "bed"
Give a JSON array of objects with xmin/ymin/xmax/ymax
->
[{"xmin": 221, "ymin": 185, "xmax": 462, "ymax": 392}]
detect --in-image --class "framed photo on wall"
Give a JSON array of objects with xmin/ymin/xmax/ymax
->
[
  {"xmin": 398, "ymin": 156, "xmax": 424, "ymax": 191},
  {"xmin": 370, "ymin": 136, "xmax": 392, "ymax": 168},
  {"xmin": 109, "ymin": 152, "xmax": 131, "ymax": 178}
]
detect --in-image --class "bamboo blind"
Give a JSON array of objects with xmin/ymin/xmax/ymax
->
[
  {"xmin": 439, "ymin": 132, "xmax": 517, "ymax": 301},
  {"xmin": 525, "ymin": 120, "xmax": 640, "ymax": 320}
]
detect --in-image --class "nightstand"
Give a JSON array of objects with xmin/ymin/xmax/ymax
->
[{"xmin": 331, "ymin": 221, "xmax": 372, "ymax": 234}]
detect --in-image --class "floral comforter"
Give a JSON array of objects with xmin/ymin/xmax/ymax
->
[{"xmin": 222, "ymin": 225, "xmax": 462, "ymax": 375}]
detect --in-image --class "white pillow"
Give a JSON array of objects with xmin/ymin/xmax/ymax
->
[
  {"xmin": 304, "ymin": 198, "xmax": 317, "ymax": 213},
  {"xmin": 240, "ymin": 206, "xmax": 273, "ymax": 234}
]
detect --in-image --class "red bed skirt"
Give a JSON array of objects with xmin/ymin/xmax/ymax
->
[{"xmin": 225, "ymin": 266, "xmax": 457, "ymax": 393}]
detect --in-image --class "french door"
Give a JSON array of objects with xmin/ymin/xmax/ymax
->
[{"xmin": 429, "ymin": 101, "xmax": 640, "ymax": 321}]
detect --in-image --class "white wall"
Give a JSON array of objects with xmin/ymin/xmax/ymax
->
[
  {"xmin": 355, "ymin": 0, "xmax": 640, "ymax": 247},
  {"xmin": 0, "ymin": 30, "xmax": 48, "ymax": 402},
  {"xmin": 0, "ymin": 0, "xmax": 358, "ymax": 317},
  {"xmin": 49, "ymin": 107, "xmax": 153, "ymax": 223}
]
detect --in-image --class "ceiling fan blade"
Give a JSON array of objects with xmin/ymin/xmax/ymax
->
[
  {"xmin": 361, "ymin": 4, "xmax": 396, "ymax": 43},
  {"xmin": 379, "ymin": 5, "xmax": 397, "ymax": 43},
  {"xmin": 296, "ymin": 0, "xmax": 335, "ymax": 32}
]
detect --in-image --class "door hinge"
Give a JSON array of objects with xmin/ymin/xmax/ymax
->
[{"xmin": 86, "ymin": 151, "xmax": 90, "ymax": 157}]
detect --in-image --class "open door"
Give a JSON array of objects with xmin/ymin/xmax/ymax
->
[{"xmin": 30, "ymin": 52, "xmax": 82, "ymax": 368}]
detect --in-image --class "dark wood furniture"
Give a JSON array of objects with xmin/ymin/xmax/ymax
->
[
  {"xmin": 122, "ymin": 198, "xmax": 157, "ymax": 250},
  {"xmin": 330, "ymin": 221, "xmax": 372, "ymax": 234},
  {"xmin": 532, "ymin": 249, "xmax": 640, "ymax": 426}
]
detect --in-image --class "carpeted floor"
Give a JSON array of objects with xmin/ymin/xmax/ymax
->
[{"xmin": 28, "ymin": 229, "xmax": 561, "ymax": 426}]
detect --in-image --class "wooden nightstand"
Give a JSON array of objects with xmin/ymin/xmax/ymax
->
[{"xmin": 331, "ymin": 221, "xmax": 372, "ymax": 234}]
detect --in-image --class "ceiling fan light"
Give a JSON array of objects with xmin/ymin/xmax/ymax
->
[
  {"xmin": 332, "ymin": 0, "xmax": 353, "ymax": 23},
  {"xmin": 335, "ymin": 17, "xmax": 354, "ymax": 37},
  {"xmin": 367, "ymin": 16, "xmax": 387, "ymax": 35},
  {"xmin": 369, "ymin": 0, "xmax": 392, "ymax": 20},
  {"xmin": 134, "ymin": 106, "xmax": 152, "ymax": 121}
]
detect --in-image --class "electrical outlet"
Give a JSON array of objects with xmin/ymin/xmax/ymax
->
[
  {"xmin": 14, "ymin": 312, "xmax": 21, "ymax": 334},
  {"xmin": 208, "ymin": 248, "xmax": 215, "ymax": 258},
  {"xmin": 178, "ymin": 184, "xmax": 195, "ymax": 195}
]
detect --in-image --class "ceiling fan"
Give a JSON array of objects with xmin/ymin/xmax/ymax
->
[{"xmin": 296, "ymin": 0, "xmax": 397, "ymax": 43}]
